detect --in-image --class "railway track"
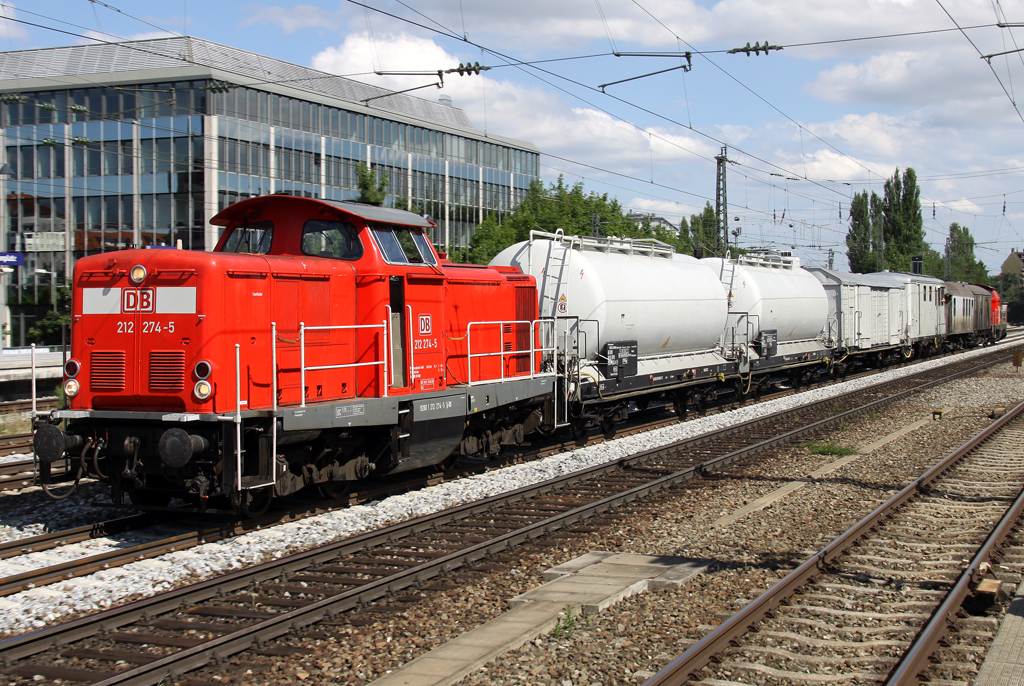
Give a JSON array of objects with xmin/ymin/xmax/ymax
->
[
  {"xmin": 0, "ymin": 345, "xmax": 1013, "ymax": 605},
  {"xmin": 0, "ymin": 347, "xmax": 1012, "ymax": 685},
  {"xmin": 646, "ymin": 393, "xmax": 1024, "ymax": 686}
]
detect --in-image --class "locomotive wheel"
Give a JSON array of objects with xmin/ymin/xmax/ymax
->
[
  {"xmin": 600, "ymin": 417, "xmax": 616, "ymax": 440},
  {"xmin": 230, "ymin": 489, "xmax": 273, "ymax": 518}
]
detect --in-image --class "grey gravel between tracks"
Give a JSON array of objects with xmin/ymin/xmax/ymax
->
[{"xmin": 187, "ymin": 362, "xmax": 1024, "ymax": 686}]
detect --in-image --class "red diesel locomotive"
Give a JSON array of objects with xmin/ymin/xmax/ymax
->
[{"xmin": 34, "ymin": 196, "xmax": 555, "ymax": 514}]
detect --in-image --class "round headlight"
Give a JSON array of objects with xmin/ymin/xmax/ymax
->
[
  {"xmin": 194, "ymin": 360, "xmax": 212, "ymax": 380},
  {"xmin": 64, "ymin": 378, "xmax": 80, "ymax": 397},
  {"xmin": 193, "ymin": 379, "xmax": 212, "ymax": 400},
  {"xmin": 129, "ymin": 264, "xmax": 147, "ymax": 284},
  {"xmin": 64, "ymin": 358, "xmax": 81, "ymax": 378}
]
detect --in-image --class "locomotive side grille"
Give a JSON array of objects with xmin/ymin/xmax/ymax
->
[
  {"xmin": 149, "ymin": 351, "xmax": 186, "ymax": 392},
  {"xmin": 90, "ymin": 351, "xmax": 126, "ymax": 392},
  {"xmin": 513, "ymin": 287, "xmax": 534, "ymax": 373}
]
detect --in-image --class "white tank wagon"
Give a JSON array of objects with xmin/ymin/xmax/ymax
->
[
  {"xmin": 490, "ymin": 230, "xmax": 727, "ymax": 366},
  {"xmin": 489, "ymin": 231, "xmax": 732, "ymax": 425},
  {"xmin": 701, "ymin": 252, "xmax": 830, "ymax": 374}
]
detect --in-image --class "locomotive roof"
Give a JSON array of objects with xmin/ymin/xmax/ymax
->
[{"xmin": 211, "ymin": 195, "xmax": 436, "ymax": 229}]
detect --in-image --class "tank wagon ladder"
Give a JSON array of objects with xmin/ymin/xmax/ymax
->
[{"xmin": 528, "ymin": 229, "xmax": 577, "ymax": 322}]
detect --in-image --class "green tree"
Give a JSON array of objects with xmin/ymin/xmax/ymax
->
[
  {"xmin": 465, "ymin": 177, "xmax": 684, "ymax": 264},
  {"xmin": 355, "ymin": 162, "xmax": 388, "ymax": 205},
  {"xmin": 688, "ymin": 202, "xmax": 718, "ymax": 258},
  {"xmin": 846, "ymin": 168, "xmax": 931, "ymax": 273},
  {"xmin": 846, "ymin": 190, "xmax": 883, "ymax": 272},
  {"xmin": 879, "ymin": 167, "xmax": 925, "ymax": 272},
  {"xmin": 27, "ymin": 287, "xmax": 72, "ymax": 346},
  {"xmin": 944, "ymin": 223, "xmax": 989, "ymax": 284}
]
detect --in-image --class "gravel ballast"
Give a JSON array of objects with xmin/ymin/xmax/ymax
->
[
  {"xmin": 205, "ymin": 358, "xmax": 1024, "ymax": 686},
  {"xmin": 0, "ymin": 345, "xmax": 1015, "ymax": 655}
]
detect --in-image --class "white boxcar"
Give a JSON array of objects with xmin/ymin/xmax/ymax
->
[
  {"xmin": 489, "ymin": 231, "xmax": 728, "ymax": 379},
  {"xmin": 701, "ymin": 252, "xmax": 828, "ymax": 362},
  {"xmin": 806, "ymin": 268, "xmax": 905, "ymax": 351},
  {"xmin": 866, "ymin": 272, "xmax": 946, "ymax": 345}
]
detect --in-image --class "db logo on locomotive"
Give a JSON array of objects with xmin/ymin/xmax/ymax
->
[{"xmin": 121, "ymin": 288, "xmax": 155, "ymax": 313}]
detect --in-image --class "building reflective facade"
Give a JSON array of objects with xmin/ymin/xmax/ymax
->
[{"xmin": 0, "ymin": 37, "xmax": 539, "ymax": 344}]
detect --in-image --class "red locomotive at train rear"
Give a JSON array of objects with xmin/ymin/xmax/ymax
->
[{"xmin": 35, "ymin": 196, "xmax": 555, "ymax": 514}]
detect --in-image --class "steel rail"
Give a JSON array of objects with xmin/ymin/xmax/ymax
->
[
  {"xmin": 0, "ymin": 513, "xmax": 153, "ymax": 561},
  {"xmin": 0, "ymin": 353, "xmax": 1009, "ymax": 684},
  {"xmin": 884, "ymin": 479, "xmax": 1024, "ymax": 684},
  {"xmin": 644, "ymin": 396, "xmax": 1024, "ymax": 686}
]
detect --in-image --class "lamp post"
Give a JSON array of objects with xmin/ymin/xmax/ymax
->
[{"xmin": 0, "ymin": 161, "xmax": 13, "ymax": 349}]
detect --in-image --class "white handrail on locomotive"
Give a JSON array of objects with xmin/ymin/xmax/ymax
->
[
  {"xmin": 30, "ymin": 343, "xmax": 37, "ymax": 416},
  {"xmin": 465, "ymin": 319, "xmax": 557, "ymax": 386},
  {"xmin": 406, "ymin": 304, "xmax": 416, "ymax": 381}
]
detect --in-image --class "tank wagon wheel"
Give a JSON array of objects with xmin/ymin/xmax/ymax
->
[
  {"xmin": 127, "ymin": 489, "xmax": 172, "ymax": 508},
  {"xmin": 569, "ymin": 417, "xmax": 589, "ymax": 444},
  {"xmin": 600, "ymin": 416, "xmax": 616, "ymax": 440},
  {"xmin": 317, "ymin": 479, "xmax": 353, "ymax": 501},
  {"xmin": 672, "ymin": 394, "xmax": 687, "ymax": 421},
  {"xmin": 734, "ymin": 380, "xmax": 747, "ymax": 407},
  {"xmin": 230, "ymin": 489, "xmax": 273, "ymax": 518}
]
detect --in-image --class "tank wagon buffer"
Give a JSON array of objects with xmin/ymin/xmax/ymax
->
[
  {"xmin": 33, "ymin": 196, "xmax": 556, "ymax": 515},
  {"xmin": 489, "ymin": 232, "xmax": 832, "ymax": 436}
]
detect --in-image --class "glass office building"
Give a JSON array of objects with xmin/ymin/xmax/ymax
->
[{"xmin": 0, "ymin": 37, "xmax": 540, "ymax": 344}]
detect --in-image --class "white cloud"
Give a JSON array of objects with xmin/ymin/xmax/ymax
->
[
  {"xmin": 242, "ymin": 4, "xmax": 345, "ymax": 34},
  {"xmin": 807, "ymin": 48, "xmax": 1000, "ymax": 106},
  {"xmin": 0, "ymin": 4, "xmax": 31, "ymax": 42},
  {"xmin": 80, "ymin": 29, "xmax": 177, "ymax": 44},
  {"xmin": 311, "ymin": 32, "xmax": 713, "ymax": 179}
]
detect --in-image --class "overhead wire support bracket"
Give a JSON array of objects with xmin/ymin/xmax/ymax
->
[
  {"xmin": 362, "ymin": 79, "xmax": 444, "ymax": 104},
  {"xmin": 362, "ymin": 63, "xmax": 490, "ymax": 104},
  {"xmin": 598, "ymin": 55, "xmax": 692, "ymax": 92},
  {"xmin": 981, "ymin": 46, "xmax": 1024, "ymax": 62}
]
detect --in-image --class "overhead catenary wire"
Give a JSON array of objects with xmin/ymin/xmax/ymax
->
[{"xmin": 8, "ymin": 2, "xmax": 1024, "ymax": 266}]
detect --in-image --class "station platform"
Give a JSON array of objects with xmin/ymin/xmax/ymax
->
[
  {"xmin": 975, "ymin": 580, "xmax": 1024, "ymax": 685},
  {"xmin": 0, "ymin": 348, "xmax": 65, "ymax": 401}
]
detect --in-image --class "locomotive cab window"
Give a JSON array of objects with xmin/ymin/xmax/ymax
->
[
  {"xmin": 221, "ymin": 220, "xmax": 274, "ymax": 255},
  {"xmin": 368, "ymin": 222, "xmax": 437, "ymax": 266},
  {"xmin": 301, "ymin": 219, "xmax": 363, "ymax": 260}
]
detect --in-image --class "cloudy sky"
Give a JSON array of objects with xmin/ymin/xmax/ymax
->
[{"xmin": 11, "ymin": 0, "xmax": 1024, "ymax": 271}]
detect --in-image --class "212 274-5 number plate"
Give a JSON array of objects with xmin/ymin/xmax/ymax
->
[{"xmin": 116, "ymin": 321, "xmax": 176, "ymax": 333}]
